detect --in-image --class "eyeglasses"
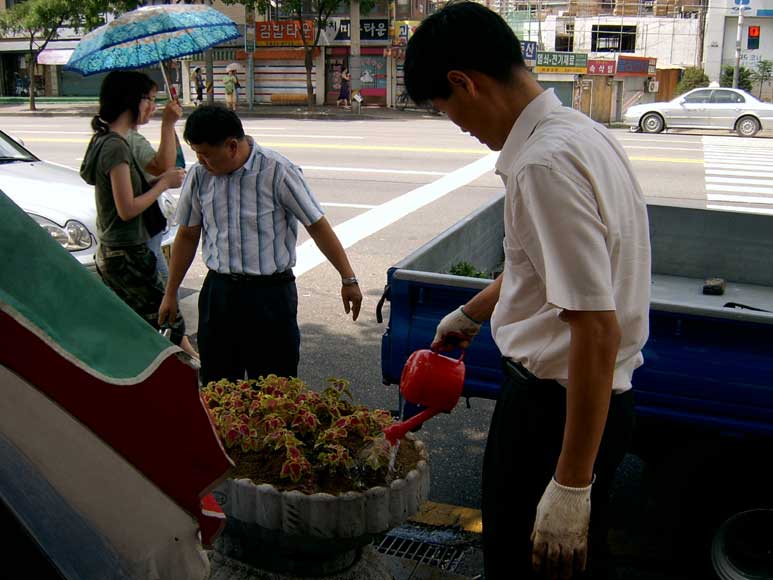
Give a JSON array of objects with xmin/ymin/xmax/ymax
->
[{"xmin": 141, "ymin": 96, "xmax": 156, "ymax": 104}]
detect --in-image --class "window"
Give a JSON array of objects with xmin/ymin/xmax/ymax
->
[
  {"xmin": 711, "ymin": 90, "xmax": 745, "ymax": 104},
  {"xmin": 591, "ymin": 25, "xmax": 637, "ymax": 53},
  {"xmin": 555, "ymin": 35, "xmax": 574, "ymax": 52},
  {"xmin": 683, "ymin": 90, "xmax": 713, "ymax": 104},
  {"xmin": 396, "ymin": 0, "xmax": 411, "ymax": 19}
]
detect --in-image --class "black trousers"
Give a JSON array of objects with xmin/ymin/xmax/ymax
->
[
  {"xmin": 482, "ymin": 359, "xmax": 634, "ymax": 580},
  {"xmin": 197, "ymin": 270, "xmax": 300, "ymax": 386}
]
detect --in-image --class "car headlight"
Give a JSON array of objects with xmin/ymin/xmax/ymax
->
[{"xmin": 30, "ymin": 214, "xmax": 93, "ymax": 251}]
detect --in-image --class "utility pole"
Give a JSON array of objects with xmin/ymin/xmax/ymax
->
[
  {"xmin": 350, "ymin": 0, "xmax": 362, "ymax": 112},
  {"xmin": 205, "ymin": 0, "xmax": 215, "ymax": 105},
  {"xmin": 733, "ymin": 8, "xmax": 744, "ymax": 88}
]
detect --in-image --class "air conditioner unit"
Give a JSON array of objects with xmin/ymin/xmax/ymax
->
[{"xmin": 647, "ymin": 80, "xmax": 660, "ymax": 93}]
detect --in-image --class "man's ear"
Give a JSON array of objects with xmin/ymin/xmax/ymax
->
[{"xmin": 447, "ymin": 70, "xmax": 477, "ymax": 98}]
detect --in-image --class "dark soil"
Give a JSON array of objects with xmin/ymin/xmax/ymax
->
[{"xmin": 228, "ymin": 437, "xmax": 423, "ymax": 496}]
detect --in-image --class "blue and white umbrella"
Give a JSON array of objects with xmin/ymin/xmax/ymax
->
[{"xmin": 65, "ymin": 4, "xmax": 240, "ymax": 87}]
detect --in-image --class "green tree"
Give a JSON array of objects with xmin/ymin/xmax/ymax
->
[
  {"xmin": 751, "ymin": 59, "xmax": 773, "ymax": 100},
  {"xmin": 221, "ymin": 0, "xmax": 374, "ymax": 109},
  {"xmin": 675, "ymin": 67, "xmax": 709, "ymax": 95},
  {"xmin": 720, "ymin": 65, "xmax": 753, "ymax": 93},
  {"xmin": 0, "ymin": 0, "xmax": 138, "ymax": 111}
]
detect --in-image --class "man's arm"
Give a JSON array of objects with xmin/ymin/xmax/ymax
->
[
  {"xmin": 159, "ymin": 225, "xmax": 202, "ymax": 325},
  {"xmin": 462, "ymin": 274, "xmax": 503, "ymax": 322},
  {"xmin": 556, "ymin": 309, "xmax": 621, "ymax": 486},
  {"xmin": 305, "ymin": 217, "xmax": 362, "ymax": 321}
]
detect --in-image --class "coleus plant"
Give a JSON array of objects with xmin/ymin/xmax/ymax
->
[{"xmin": 201, "ymin": 376, "xmax": 397, "ymax": 493}]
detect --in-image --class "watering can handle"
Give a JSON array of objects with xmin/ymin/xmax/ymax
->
[
  {"xmin": 430, "ymin": 343, "xmax": 465, "ymax": 362},
  {"xmin": 384, "ymin": 408, "xmax": 441, "ymax": 445}
]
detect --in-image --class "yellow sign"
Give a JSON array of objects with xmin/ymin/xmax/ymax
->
[{"xmin": 393, "ymin": 20, "xmax": 420, "ymax": 46}]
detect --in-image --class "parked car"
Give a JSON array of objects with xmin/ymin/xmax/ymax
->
[
  {"xmin": 624, "ymin": 87, "xmax": 773, "ymax": 137},
  {"xmin": 0, "ymin": 129, "xmax": 177, "ymax": 272}
]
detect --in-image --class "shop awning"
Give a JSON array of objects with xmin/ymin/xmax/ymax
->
[
  {"xmin": 37, "ymin": 49, "xmax": 74, "ymax": 65},
  {"xmin": 0, "ymin": 39, "xmax": 79, "ymax": 53}
]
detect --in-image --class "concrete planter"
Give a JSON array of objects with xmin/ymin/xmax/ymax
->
[{"xmin": 212, "ymin": 434, "xmax": 430, "ymax": 576}]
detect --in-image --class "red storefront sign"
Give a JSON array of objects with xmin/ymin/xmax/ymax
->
[
  {"xmin": 587, "ymin": 59, "xmax": 616, "ymax": 75},
  {"xmin": 256, "ymin": 20, "xmax": 314, "ymax": 46}
]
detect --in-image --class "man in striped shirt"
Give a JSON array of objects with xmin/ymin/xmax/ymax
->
[{"xmin": 159, "ymin": 106, "xmax": 362, "ymax": 385}]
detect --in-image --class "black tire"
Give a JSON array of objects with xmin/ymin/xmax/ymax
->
[
  {"xmin": 640, "ymin": 112, "xmax": 665, "ymax": 134},
  {"xmin": 736, "ymin": 115, "xmax": 760, "ymax": 138}
]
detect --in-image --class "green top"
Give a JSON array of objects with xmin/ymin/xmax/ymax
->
[
  {"xmin": 126, "ymin": 130, "xmax": 157, "ymax": 183},
  {"xmin": 223, "ymin": 75, "xmax": 238, "ymax": 95},
  {"xmin": 80, "ymin": 132, "xmax": 147, "ymax": 247},
  {"xmin": 0, "ymin": 192, "xmax": 173, "ymax": 382}
]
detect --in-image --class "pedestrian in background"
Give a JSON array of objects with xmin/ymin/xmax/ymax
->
[
  {"xmin": 405, "ymin": 3, "xmax": 650, "ymax": 579},
  {"xmin": 223, "ymin": 69, "xmax": 241, "ymax": 112},
  {"xmin": 192, "ymin": 67, "xmax": 204, "ymax": 106},
  {"xmin": 126, "ymin": 84, "xmax": 199, "ymax": 360},
  {"xmin": 80, "ymin": 71, "xmax": 187, "ymax": 348},
  {"xmin": 337, "ymin": 66, "xmax": 351, "ymax": 108},
  {"xmin": 159, "ymin": 106, "xmax": 362, "ymax": 386}
]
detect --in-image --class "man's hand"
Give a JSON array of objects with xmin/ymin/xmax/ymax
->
[
  {"xmin": 531, "ymin": 477, "xmax": 592, "ymax": 580},
  {"xmin": 161, "ymin": 99, "xmax": 183, "ymax": 125},
  {"xmin": 431, "ymin": 306, "xmax": 482, "ymax": 351},
  {"xmin": 342, "ymin": 283, "xmax": 362, "ymax": 321},
  {"xmin": 158, "ymin": 293, "xmax": 179, "ymax": 328}
]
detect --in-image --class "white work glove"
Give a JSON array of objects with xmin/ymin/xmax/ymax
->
[
  {"xmin": 431, "ymin": 306, "xmax": 482, "ymax": 351},
  {"xmin": 531, "ymin": 477, "xmax": 592, "ymax": 580}
]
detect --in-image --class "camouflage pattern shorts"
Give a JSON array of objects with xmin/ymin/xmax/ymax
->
[{"xmin": 95, "ymin": 243, "xmax": 185, "ymax": 345}]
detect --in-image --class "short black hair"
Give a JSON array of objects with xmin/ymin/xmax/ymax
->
[
  {"xmin": 404, "ymin": 1, "xmax": 525, "ymax": 104},
  {"xmin": 183, "ymin": 105, "xmax": 245, "ymax": 146}
]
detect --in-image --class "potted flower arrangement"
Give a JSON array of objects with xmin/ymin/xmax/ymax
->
[{"xmin": 203, "ymin": 376, "xmax": 430, "ymax": 576}]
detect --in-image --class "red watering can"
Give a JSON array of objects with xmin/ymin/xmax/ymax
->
[{"xmin": 383, "ymin": 348, "xmax": 466, "ymax": 445}]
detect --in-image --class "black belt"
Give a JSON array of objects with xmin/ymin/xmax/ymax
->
[
  {"xmin": 502, "ymin": 357, "xmax": 538, "ymax": 385},
  {"xmin": 209, "ymin": 269, "xmax": 295, "ymax": 284}
]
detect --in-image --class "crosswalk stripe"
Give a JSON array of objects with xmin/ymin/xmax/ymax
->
[{"xmin": 702, "ymin": 136, "xmax": 773, "ymax": 214}]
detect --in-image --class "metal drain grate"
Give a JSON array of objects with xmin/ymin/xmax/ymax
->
[{"xmin": 372, "ymin": 524, "xmax": 472, "ymax": 572}]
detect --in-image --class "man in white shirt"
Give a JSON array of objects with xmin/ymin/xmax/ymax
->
[{"xmin": 404, "ymin": 3, "xmax": 650, "ymax": 579}]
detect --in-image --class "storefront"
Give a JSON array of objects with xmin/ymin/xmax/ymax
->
[
  {"xmin": 583, "ymin": 59, "xmax": 617, "ymax": 123},
  {"xmin": 322, "ymin": 18, "xmax": 389, "ymax": 106},
  {"xmin": 615, "ymin": 55, "xmax": 658, "ymax": 120},
  {"xmin": 535, "ymin": 51, "xmax": 588, "ymax": 107}
]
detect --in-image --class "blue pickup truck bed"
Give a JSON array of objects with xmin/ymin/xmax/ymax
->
[{"xmin": 380, "ymin": 197, "xmax": 773, "ymax": 439}]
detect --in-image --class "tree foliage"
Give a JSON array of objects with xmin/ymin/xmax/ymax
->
[
  {"xmin": 751, "ymin": 60, "xmax": 773, "ymax": 100},
  {"xmin": 221, "ymin": 0, "xmax": 374, "ymax": 108},
  {"xmin": 0, "ymin": 0, "xmax": 139, "ymax": 110},
  {"xmin": 674, "ymin": 67, "xmax": 709, "ymax": 95},
  {"xmin": 720, "ymin": 65, "xmax": 753, "ymax": 93}
]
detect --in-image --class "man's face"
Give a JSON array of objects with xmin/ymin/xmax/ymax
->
[
  {"xmin": 190, "ymin": 139, "xmax": 239, "ymax": 176},
  {"xmin": 431, "ymin": 72, "xmax": 506, "ymax": 151}
]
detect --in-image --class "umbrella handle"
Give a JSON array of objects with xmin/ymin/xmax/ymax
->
[{"xmin": 158, "ymin": 59, "xmax": 177, "ymax": 102}]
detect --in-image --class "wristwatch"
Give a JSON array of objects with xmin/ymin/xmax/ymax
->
[{"xmin": 342, "ymin": 276, "xmax": 358, "ymax": 286}]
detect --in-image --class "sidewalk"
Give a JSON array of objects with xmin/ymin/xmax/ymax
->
[{"xmin": 0, "ymin": 100, "xmax": 440, "ymax": 121}]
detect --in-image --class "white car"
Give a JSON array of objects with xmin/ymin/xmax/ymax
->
[
  {"xmin": 624, "ymin": 87, "xmax": 773, "ymax": 137},
  {"xmin": 0, "ymin": 129, "xmax": 177, "ymax": 271}
]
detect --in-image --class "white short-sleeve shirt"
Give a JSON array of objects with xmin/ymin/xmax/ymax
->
[{"xmin": 490, "ymin": 89, "xmax": 651, "ymax": 392}]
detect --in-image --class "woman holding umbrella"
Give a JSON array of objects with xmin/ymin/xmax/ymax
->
[{"xmin": 80, "ymin": 70, "xmax": 187, "ymax": 347}]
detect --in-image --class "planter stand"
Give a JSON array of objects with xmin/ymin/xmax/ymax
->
[{"xmin": 212, "ymin": 434, "xmax": 429, "ymax": 578}]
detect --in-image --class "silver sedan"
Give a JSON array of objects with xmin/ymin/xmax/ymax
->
[
  {"xmin": 624, "ymin": 87, "xmax": 773, "ymax": 137},
  {"xmin": 0, "ymin": 129, "xmax": 177, "ymax": 272}
]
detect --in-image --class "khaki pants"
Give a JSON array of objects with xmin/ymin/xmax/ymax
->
[{"xmin": 225, "ymin": 91, "xmax": 236, "ymax": 109}]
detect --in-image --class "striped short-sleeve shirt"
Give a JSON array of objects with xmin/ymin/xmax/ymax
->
[{"xmin": 175, "ymin": 137, "xmax": 324, "ymax": 275}]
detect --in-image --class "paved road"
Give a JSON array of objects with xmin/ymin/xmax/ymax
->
[{"xmin": 3, "ymin": 114, "xmax": 771, "ymax": 578}]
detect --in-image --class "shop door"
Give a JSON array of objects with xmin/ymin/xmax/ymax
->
[
  {"xmin": 540, "ymin": 81, "xmax": 573, "ymax": 107},
  {"xmin": 325, "ymin": 56, "xmax": 346, "ymax": 105},
  {"xmin": 579, "ymin": 78, "xmax": 593, "ymax": 118}
]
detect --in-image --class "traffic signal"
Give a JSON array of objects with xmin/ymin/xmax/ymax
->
[{"xmin": 748, "ymin": 25, "xmax": 760, "ymax": 50}]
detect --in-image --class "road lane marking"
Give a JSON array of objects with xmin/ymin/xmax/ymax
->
[
  {"xmin": 707, "ymin": 204, "xmax": 773, "ymax": 215},
  {"xmin": 250, "ymin": 134, "xmax": 365, "ymax": 140},
  {"xmin": 623, "ymin": 146, "xmax": 704, "ymax": 152},
  {"xmin": 293, "ymin": 153, "xmax": 498, "ymax": 276},
  {"xmin": 21, "ymin": 136, "xmax": 488, "ymax": 155},
  {"xmin": 303, "ymin": 165, "xmax": 446, "ymax": 176},
  {"xmin": 627, "ymin": 156, "xmax": 704, "ymax": 164}
]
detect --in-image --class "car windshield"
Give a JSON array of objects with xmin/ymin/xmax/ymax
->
[{"xmin": 0, "ymin": 131, "xmax": 37, "ymax": 163}]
